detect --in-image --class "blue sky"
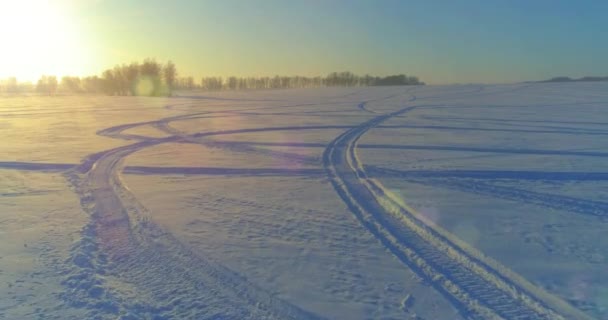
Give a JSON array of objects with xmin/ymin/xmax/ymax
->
[{"xmin": 3, "ymin": 0, "xmax": 607, "ymax": 83}]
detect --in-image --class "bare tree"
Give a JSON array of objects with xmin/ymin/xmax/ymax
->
[
  {"xmin": 36, "ymin": 75, "xmax": 58, "ymax": 95},
  {"xmin": 89, "ymin": 59, "xmax": 424, "ymax": 95},
  {"xmin": 139, "ymin": 58, "xmax": 162, "ymax": 96},
  {"xmin": 102, "ymin": 69, "xmax": 117, "ymax": 95},
  {"xmin": 60, "ymin": 76, "xmax": 82, "ymax": 93},
  {"xmin": 82, "ymin": 76, "xmax": 103, "ymax": 93},
  {"xmin": 124, "ymin": 63, "xmax": 140, "ymax": 95},
  {"xmin": 163, "ymin": 61, "xmax": 177, "ymax": 95}
]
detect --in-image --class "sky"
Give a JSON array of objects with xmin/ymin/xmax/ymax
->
[{"xmin": 0, "ymin": 0, "xmax": 606, "ymax": 84}]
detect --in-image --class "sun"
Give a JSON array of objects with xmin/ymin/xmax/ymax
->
[{"xmin": 0, "ymin": 0, "xmax": 92, "ymax": 82}]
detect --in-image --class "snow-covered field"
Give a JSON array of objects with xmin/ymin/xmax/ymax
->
[{"xmin": 1, "ymin": 83, "xmax": 607, "ymax": 319}]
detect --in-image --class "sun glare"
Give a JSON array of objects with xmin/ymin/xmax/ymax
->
[{"xmin": 0, "ymin": 0, "xmax": 91, "ymax": 82}]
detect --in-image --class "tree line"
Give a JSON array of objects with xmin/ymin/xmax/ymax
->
[
  {"xmin": 0, "ymin": 59, "xmax": 177, "ymax": 96},
  {"xmin": 193, "ymin": 72, "xmax": 424, "ymax": 90},
  {"xmin": 539, "ymin": 76, "xmax": 608, "ymax": 83},
  {"xmin": 56, "ymin": 59, "xmax": 177, "ymax": 96},
  {"xmin": 0, "ymin": 60, "xmax": 424, "ymax": 96}
]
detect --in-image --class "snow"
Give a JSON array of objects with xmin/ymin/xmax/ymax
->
[{"xmin": 1, "ymin": 83, "xmax": 607, "ymax": 319}]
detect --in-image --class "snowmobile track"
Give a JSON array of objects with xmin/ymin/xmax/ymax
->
[
  {"xmin": 321, "ymin": 105, "xmax": 591, "ymax": 320},
  {"xmin": 64, "ymin": 110, "xmax": 328, "ymax": 319}
]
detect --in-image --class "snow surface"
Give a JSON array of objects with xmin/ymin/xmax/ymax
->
[{"xmin": 1, "ymin": 83, "xmax": 607, "ymax": 319}]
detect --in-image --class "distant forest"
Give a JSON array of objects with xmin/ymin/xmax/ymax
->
[
  {"xmin": 539, "ymin": 76, "xmax": 608, "ymax": 83},
  {"xmin": 0, "ymin": 59, "xmax": 424, "ymax": 96}
]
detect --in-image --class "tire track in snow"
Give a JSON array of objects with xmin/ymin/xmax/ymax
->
[
  {"xmin": 421, "ymin": 115, "xmax": 608, "ymax": 127},
  {"xmin": 152, "ymin": 120, "xmax": 324, "ymax": 167},
  {"xmin": 322, "ymin": 105, "xmax": 591, "ymax": 319},
  {"xmin": 357, "ymin": 86, "xmax": 417, "ymax": 114},
  {"xmin": 124, "ymin": 166, "xmax": 324, "ymax": 177},
  {"xmin": 367, "ymin": 167, "xmax": 608, "ymax": 181},
  {"xmin": 407, "ymin": 178, "xmax": 608, "ymax": 219},
  {"xmin": 64, "ymin": 111, "xmax": 329, "ymax": 318}
]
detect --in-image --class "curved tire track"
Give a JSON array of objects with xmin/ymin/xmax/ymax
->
[
  {"xmin": 64, "ymin": 110, "xmax": 328, "ymax": 319},
  {"xmin": 322, "ymin": 106, "xmax": 591, "ymax": 319}
]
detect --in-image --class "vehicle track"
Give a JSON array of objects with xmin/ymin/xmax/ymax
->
[
  {"xmin": 59, "ymin": 86, "xmax": 593, "ymax": 318},
  {"xmin": 63, "ymin": 112, "xmax": 328, "ymax": 319},
  {"xmin": 357, "ymin": 87, "xmax": 417, "ymax": 114},
  {"xmin": 366, "ymin": 167, "xmax": 608, "ymax": 181},
  {"xmin": 408, "ymin": 178, "xmax": 608, "ymax": 219},
  {"xmin": 60, "ymin": 93, "xmax": 411, "ymax": 318},
  {"xmin": 322, "ymin": 105, "xmax": 591, "ymax": 319}
]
